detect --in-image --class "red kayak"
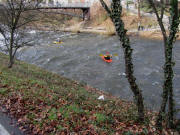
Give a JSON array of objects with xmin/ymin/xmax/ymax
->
[{"xmin": 101, "ymin": 55, "xmax": 112, "ymax": 63}]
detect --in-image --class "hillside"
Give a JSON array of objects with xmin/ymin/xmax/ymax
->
[{"xmin": 0, "ymin": 52, "xmax": 177, "ymax": 134}]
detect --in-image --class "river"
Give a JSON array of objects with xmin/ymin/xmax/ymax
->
[{"xmin": 11, "ymin": 30, "xmax": 180, "ymax": 118}]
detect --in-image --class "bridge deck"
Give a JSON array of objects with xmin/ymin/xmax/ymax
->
[{"xmin": 40, "ymin": 2, "xmax": 90, "ymax": 9}]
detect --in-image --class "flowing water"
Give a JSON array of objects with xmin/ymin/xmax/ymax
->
[{"xmin": 13, "ymin": 30, "xmax": 180, "ymax": 118}]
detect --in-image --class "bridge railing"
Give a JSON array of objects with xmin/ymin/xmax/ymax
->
[{"xmin": 40, "ymin": 2, "xmax": 91, "ymax": 8}]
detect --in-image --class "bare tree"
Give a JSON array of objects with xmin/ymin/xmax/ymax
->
[
  {"xmin": 0, "ymin": 0, "xmax": 40, "ymax": 68},
  {"xmin": 147, "ymin": 0, "xmax": 180, "ymax": 129},
  {"xmin": 99, "ymin": 0, "xmax": 145, "ymax": 122}
]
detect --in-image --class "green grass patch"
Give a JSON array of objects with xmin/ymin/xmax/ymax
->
[
  {"xmin": 94, "ymin": 113, "xmax": 108, "ymax": 124},
  {"xmin": 48, "ymin": 108, "xmax": 58, "ymax": 120},
  {"xmin": 0, "ymin": 88, "xmax": 8, "ymax": 95}
]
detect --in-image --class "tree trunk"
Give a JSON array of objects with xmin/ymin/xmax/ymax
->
[
  {"xmin": 99, "ymin": 0, "xmax": 145, "ymax": 122},
  {"xmin": 111, "ymin": 1, "xmax": 144, "ymax": 122},
  {"xmin": 167, "ymin": 37, "xmax": 175, "ymax": 129},
  {"xmin": 8, "ymin": 42, "xmax": 14, "ymax": 68},
  {"xmin": 8, "ymin": 53, "xmax": 14, "ymax": 68},
  {"xmin": 157, "ymin": 0, "xmax": 179, "ymax": 129},
  {"xmin": 156, "ymin": 42, "xmax": 173, "ymax": 129},
  {"xmin": 147, "ymin": 0, "xmax": 179, "ymax": 129},
  {"xmin": 137, "ymin": 0, "xmax": 141, "ymax": 30},
  {"xmin": 122, "ymin": 37, "xmax": 144, "ymax": 121},
  {"xmin": 167, "ymin": 0, "xmax": 179, "ymax": 128},
  {"xmin": 8, "ymin": 30, "xmax": 14, "ymax": 68}
]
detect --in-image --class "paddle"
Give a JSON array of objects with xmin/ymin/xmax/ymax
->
[
  {"xmin": 113, "ymin": 53, "xmax": 118, "ymax": 56},
  {"xmin": 99, "ymin": 53, "xmax": 118, "ymax": 56},
  {"xmin": 99, "ymin": 54, "xmax": 104, "ymax": 56}
]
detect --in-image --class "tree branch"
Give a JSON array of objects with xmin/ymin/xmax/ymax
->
[
  {"xmin": 147, "ymin": 0, "xmax": 167, "ymax": 43},
  {"xmin": 160, "ymin": 0, "xmax": 164, "ymax": 20},
  {"xmin": 99, "ymin": 0, "xmax": 112, "ymax": 16}
]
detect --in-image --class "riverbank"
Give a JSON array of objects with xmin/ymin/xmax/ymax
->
[
  {"xmin": 1, "ymin": 52, "xmax": 178, "ymax": 134},
  {"xmin": 32, "ymin": 11, "xmax": 180, "ymax": 41},
  {"xmin": 61, "ymin": 16, "xmax": 180, "ymax": 40},
  {"xmin": 62, "ymin": 23, "xmax": 180, "ymax": 40}
]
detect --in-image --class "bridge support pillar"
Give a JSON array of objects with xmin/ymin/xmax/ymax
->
[{"xmin": 82, "ymin": 8, "xmax": 90, "ymax": 21}]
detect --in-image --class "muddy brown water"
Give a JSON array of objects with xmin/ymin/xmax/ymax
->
[{"xmin": 15, "ymin": 30, "xmax": 180, "ymax": 118}]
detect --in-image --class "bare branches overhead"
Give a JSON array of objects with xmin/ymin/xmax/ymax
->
[{"xmin": 0, "ymin": 0, "xmax": 40, "ymax": 68}]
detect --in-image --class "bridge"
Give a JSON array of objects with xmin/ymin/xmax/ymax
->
[{"xmin": 38, "ymin": 2, "xmax": 91, "ymax": 20}]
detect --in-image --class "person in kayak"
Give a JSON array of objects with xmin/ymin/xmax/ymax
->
[
  {"xmin": 104, "ymin": 52, "xmax": 112, "ymax": 60},
  {"xmin": 58, "ymin": 39, "xmax": 63, "ymax": 43}
]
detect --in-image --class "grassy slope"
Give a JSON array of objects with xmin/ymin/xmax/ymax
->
[{"xmin": 0, "ymin": 53, "xmax": 175, "ymax": 135}]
